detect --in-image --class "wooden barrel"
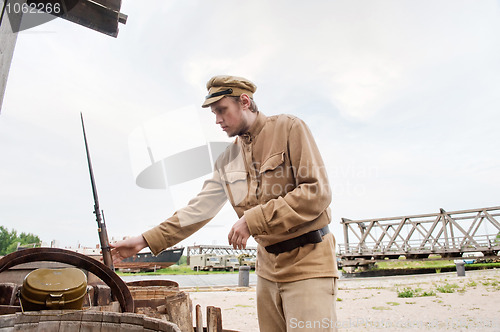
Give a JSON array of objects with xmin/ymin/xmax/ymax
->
[{"xmin": 0, "ymin": 310, "xmax": 181, "ymax": 331}]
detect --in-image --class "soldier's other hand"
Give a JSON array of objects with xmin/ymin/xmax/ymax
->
[
  {"xmin": 109, "ymin": 235, "xmax": 148, "ymax": 265},
  {"xmin": 228, "ymin": 216, "xmax": 250, "ymax": 250}
]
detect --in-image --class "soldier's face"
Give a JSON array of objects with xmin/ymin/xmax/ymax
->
[{"xmin": 211, "ymin": 97, "xmax": 250, "ymax": 137}]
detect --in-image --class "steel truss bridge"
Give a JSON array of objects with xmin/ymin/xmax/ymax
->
[
  {"xmin": 339, "ymin": 206, "xmax": 500, "ymax": 260},
  {"xmin": 187, "ymin": 245, "xmax": 257, "ymax": 257}
]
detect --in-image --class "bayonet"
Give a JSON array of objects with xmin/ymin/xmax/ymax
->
[{"xmin": 80, "ymin": 113, "xmax": 114, "ymax": 270}]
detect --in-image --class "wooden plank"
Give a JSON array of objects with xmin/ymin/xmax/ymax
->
[
  {"xmin": 164, "ymin": 292, "xmax": 193, "ymax": 332},
  {"xmin": 0, "ymin": 283, "xmax": 17, "ymax": 305},
  {"xmin": 156, "ymin": 303, "xmax": 167, "ymax": 314},
  {"xmin": 133, "ymin": 298, "xmax": 167, "ymax": 309},
  {"xmin": 108, "ymin": 301, "xmax": 121, "ymax": 312},
  {"xmin": 158, "ymin": 320, "xmax": 183, "ymax": 332},
  {"xmin": 77, "ymin": 321, "xmax": 102, "ymax": 332},
  {"xmin": 12, "ymin": 311, "xmax": 40, "ymax": 325},
  {"xmin": 196, "ymin": 304, "xmax": 203, "ymax": 332},
  {"xmin": 142, "ymin": 316, "xmax": 160, "ymax": 331},
  {"xmin": 101, "ymin": 311, "xmax": 121, "ymax": 324},
  {"xmin": 35, "ymin": 321, "xmax": 63, "ymax": 331},
  {"xmin": 14, "ymin": 322, "xmax": 38, "ymax": 331},
  {"xmin": 94, "ymin": 284, "xmax": 112, "ymax": 306},
  {"xmin": 206, "ymin": 306, "xmax": 222, "ymax": 332},
  {"xmin": 100, "ymin": 322, "xmax": 122, "ymax": 332},
  {"xmin": 119, "ymin": 313, "xmax": 145, "ymax": 325},
  {"xmin": 0, "ymin": 305, "xmax": 20, "ymax": 314},
  {"xmin": 118, "ymin": 323, "xmax": 143, "ymax": 331},
  {"xmin": 81, "ymin": 311, "xmax": 104, "ymax": 323}
]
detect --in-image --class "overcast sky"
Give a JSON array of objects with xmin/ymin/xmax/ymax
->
[{"xmin": 1, "ymin": 0, "xmax": 499, "ymax": 250}]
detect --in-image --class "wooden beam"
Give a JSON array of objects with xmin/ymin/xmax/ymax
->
[
  {"xmin": 60, "ymin": 0, "xmax": 122, "ymax": 37},
  {"xmin": 0, "ymin": 0, "xmax": 24, "ymax": 113},
  {"xmin": 27, "ymin": 0, "xmax": 126, "ymax": 37},
  {"xmin": 92, "ymin": 0, "xmax": 121, "ymax": 12}
]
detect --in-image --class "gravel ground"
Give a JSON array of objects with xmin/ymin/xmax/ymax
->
[{"xmin": 188, "ymin": 269, "xmax": 500, "ymax": 331}]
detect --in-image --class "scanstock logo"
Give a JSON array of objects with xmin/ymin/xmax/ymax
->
[
  {"xmin": 4, "ymin": 0, "xmax": 79, "ymax": 32},
  {"xmin": 128, "ymin": 106, "xmax": 233, "ymax": 190}
]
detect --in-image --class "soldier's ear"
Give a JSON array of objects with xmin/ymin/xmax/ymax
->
[{"xmin": 239, "ymin": 94, "xmax": 251, "ymax": 109}]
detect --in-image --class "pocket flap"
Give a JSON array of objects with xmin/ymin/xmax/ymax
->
[
  {"xmin": 224, "ymin": 171, "xmax": 247, "ymax": 184},
  {"xmin": 260, "ymin": 152, "xmax": 285, "ymax": 174}
]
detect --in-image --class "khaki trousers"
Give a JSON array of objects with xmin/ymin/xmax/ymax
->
[{"xmin": 257, "ymin": 276, "xmax": 338, "ymax": 332}]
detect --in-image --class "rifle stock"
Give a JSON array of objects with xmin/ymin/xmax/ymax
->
[{"xmin": 80, "ymin": 113, "xmax": 114, "ymax": 270}]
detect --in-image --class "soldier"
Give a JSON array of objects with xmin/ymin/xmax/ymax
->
[{"xmin": 111, "ymin": 75, "xmax": 339, "ymax": 331}]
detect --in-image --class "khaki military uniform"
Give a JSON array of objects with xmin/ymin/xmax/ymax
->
[
  {"xmin": 143, "ymin": 111, "xmax": 338, "ymax": 280},
  {"xmin": 143, "ymin": 111, "xmax": 338, "ymax": 330}
]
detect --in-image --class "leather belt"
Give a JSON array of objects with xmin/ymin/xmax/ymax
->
[{"xmin": 265, "ymin": 226, "xmax": 330, "ymax": 255}]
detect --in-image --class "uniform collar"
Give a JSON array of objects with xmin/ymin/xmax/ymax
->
[{"xmin": 239, "ymin": 112, "xmax": 267, "ymax": 144}]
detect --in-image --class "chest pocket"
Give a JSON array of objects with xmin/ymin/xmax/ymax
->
[
  {"xmin": 224, "ymin": 171, "xmax": 248, "ymax": 206},
  {"xmin": 260, "ymin": 152, "xmax": 285, "ymax": 173},
  {"xmin": 259, "ymin": 151, "xmax": 293, "ymax": 201}
]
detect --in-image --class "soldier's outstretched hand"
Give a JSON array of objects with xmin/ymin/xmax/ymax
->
[{"xmin": 110, "ymin": 235, "xmax": 148, "ymax": 265}]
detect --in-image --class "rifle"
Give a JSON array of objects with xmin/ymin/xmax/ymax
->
[{"xmin": 80, "ymin": 113, "xmax": 114, "ymax": 270}]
